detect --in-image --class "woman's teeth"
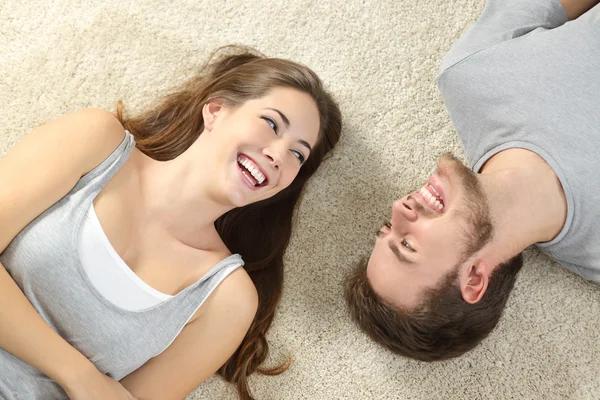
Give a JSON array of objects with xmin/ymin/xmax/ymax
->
[
  {"xmin": 238, "ymin": 156, "xmax": 266, "ymax": 185},
  {"xmin": 419, "ymin": 186, "xmax": 444, "ymax": 211}
]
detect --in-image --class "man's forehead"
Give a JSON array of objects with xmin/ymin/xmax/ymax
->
[{"xmin": 368, "ymin": 245, "xmax": 410, "ymax": 303}]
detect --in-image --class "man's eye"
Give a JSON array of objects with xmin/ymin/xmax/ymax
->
[
  {"xmin": 376, "ymin": 221, "xmax": 392, "ymax": 237},
  {"xmin": 402, "ymin": 239, "xmax": 415, "ymax": 252},
  {"xmin": 261, "ymin": 116, "xmax": 278, "ymax": 133}
]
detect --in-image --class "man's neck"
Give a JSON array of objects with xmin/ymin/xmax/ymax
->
[{"xmin": 478, "ymin": 148, "xmax": 567, "ymax": 262}]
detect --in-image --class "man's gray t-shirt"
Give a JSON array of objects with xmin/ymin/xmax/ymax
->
[{"xmin": 437, "ymin": 0, "xmax": 600, "ymax": 280}]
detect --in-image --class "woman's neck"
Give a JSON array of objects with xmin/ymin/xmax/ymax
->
[{"xmin": 132, "ymin": 146, "xmax": 234, "ymax": 248}]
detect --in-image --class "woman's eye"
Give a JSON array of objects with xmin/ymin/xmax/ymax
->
[
  {"xmin": 385, "ymin": 221, "xmax": 392, "ymax": 230},
  {"xmin": 402, "ymin": 239, "xmax": 415, "ymax": 252},
  {"xmin": 291, "ymin": 150, "xmax": 305, "ymax": 164},
  {"xmin": 262, "ymin": 116, "xmax": 278, "ymax": 133}
]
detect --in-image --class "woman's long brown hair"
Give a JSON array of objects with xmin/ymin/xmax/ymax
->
[{"xmin": 115, "ymin": 46, "xmax": 342, "ymax": 399}]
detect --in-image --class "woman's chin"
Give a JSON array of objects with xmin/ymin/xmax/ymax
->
[
  {"xmin": 225, "ymin": 187, "xmax": 247, "ymax": 208},
  {"xmin": 223, "ymin": 180, "xmax": 275, "ymax": 208},
  {"xmin": 225, "ymin": 183, "xmax": 263, "ymax": 208}
]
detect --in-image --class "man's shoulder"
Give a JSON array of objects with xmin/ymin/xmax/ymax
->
[{"xmin": 438, "ymin": 41, "xmax": 500, "ymax": 81}]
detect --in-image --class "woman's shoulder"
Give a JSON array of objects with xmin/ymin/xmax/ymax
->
[
  {"xmin": 217, "ymin": 266, "xmax": 258, "ymax": 310},
  {"xmin": 205, "ymin": 264, "xmax": 257, "ymax": 330},
  {"xmin": 187, "ymin": 256, "xmax": 258, "ymax": 326},
  {"xmin": 0, "ymin": 109, "xmax": 127, "ymax": 252},
  {"xmin": 29, "ymin": 108, "xmax": 127, "ymax": 176},
  {"xmin": 188, "ymin": 229, "xmax": 257, "ymax": 312},
  {"xmin": 203, "ymin": 238, "xmax": 258, "ymax": 306}
]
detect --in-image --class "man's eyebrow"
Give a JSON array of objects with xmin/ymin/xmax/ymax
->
[
  {"xmin": 388, "ymin": 240, "xmax": 416, "ymax": 265},
  {"xmin": 265, "ymin": 107, "xmax": 312, "ymax": 153}
]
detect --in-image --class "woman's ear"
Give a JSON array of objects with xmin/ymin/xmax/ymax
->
[
  {"xmin": 202, "ymin": 100, "xmax": 224, "ymax": 132},
  {"xmin": 459, "ymin": 259, "xmax": 489, "ymax": 304}
]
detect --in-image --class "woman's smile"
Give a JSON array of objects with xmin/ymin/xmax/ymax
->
[{"xmin": 237, "ymin": 153, "xmax": 270, "ymax": 190}]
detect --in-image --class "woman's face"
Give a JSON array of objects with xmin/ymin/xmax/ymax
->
[{"xmin": 202, "ymin": 86, "xmax": 320, "ymax": 207}]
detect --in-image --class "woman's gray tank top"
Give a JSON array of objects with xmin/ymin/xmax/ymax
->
[{"xmin": 0, "ymin": 132, "xmax": 244, "ymax": 399}]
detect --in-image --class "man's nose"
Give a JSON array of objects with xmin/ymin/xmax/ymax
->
[{"xmin": 392, "ymin": 198, "xmax": 418, "ymax": 225}]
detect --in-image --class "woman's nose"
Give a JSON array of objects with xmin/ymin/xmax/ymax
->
[{"xmin": 263, "ymin": 144, "xmax": 284, "ymax": 170}]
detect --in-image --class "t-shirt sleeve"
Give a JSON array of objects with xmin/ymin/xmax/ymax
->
[{"xmin": 439, "ymin": 0, "xmax": 567, "ymax": 74}]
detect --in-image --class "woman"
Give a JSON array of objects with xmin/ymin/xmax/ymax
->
[{"xmin": 0, "ymin": 48, "xmax": 342, "ymax": 400}]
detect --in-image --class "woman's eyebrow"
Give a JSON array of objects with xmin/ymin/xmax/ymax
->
[
  {"xmin": 298, "ymin": 140, "xmax": 312, "ymax": 153},
  {"xmin": 265, "ymin": 108, "xmax": 290, "ymax": 127}
]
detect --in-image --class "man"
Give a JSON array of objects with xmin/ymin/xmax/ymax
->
[{"xmin": 345, "ymin": 0, "xmax": 600, "ymax": 361}]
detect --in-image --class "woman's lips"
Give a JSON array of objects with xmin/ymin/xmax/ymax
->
[{"xmin": 237, "ymin": 153, "xmax": 269, "ymax": 189}]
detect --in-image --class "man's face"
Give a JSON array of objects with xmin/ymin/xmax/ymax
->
[{"xmin": 367, "ymin": 153, "xmax": 493, "ymax": 309}]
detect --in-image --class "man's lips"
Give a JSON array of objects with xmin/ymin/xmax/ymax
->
[
  {"xmin": 415, "ymin": 181, "xmax": 445, "ymax": 214},
  {"xmin": 428, "ymin": 175, "xmax": 446, "ymax": 207},
  {"xmin": 414, "ymin": 190, "xmax": 443, "ymax": 214}
]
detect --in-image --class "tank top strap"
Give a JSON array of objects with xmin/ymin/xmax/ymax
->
[
  {"xmin": 179, "ymin": 253, "xmax": 245, "ymax": 303},
  {"xmin": 72, "ymin": 130, "xmax": 136, "ymax": 194},
  {"xmin": 194, "ymin": 253, "xmax": 245, "ymax": 287}
]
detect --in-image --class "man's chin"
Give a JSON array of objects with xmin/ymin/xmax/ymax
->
[{"xmin": 438, "ymin": 153, "xmax": 467, "ymax": 174}]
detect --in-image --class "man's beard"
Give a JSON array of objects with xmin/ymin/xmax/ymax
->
[{"xmin": 437, "ymin": 153, "xmax": 494, "ymax": 263}]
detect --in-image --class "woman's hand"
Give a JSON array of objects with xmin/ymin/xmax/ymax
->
[{"xmin": 63, "ymin": 367, "xmax": 139, "ymax": 400}]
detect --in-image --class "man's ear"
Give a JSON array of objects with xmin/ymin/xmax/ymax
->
[
  {"xmin": 459, "ymin": 259, "xmax": 490, "ymax": 304},
  {"xmin": 202, "ymin": 100, "xmax": 224, "ymax": 132}
]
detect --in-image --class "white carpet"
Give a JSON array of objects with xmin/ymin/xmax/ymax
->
[{"xmin": 1, "ymin": 1, "xmax": 599, "ymax": 399}]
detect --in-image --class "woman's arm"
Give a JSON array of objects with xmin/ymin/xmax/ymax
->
[
  {"xmin": 558, "ymin": 0, "xmax": 600, "ymax": 20},
  {"xmin": 0, "ymin": 109, "xmax": 132, "ymax": 395},
  {"xmin": 120, "ymin": 267, "xmax": 258, "ymax": 399}
]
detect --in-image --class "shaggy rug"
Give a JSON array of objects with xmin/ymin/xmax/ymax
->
[{"xmin": 1, "ymin": 1, "xmax": 598, "ymax": 399}]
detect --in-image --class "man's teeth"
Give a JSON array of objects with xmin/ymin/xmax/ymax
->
[
  {"xmin": 237, "ymin": 156, "xmax": 266, "ymax": 185},
  {"xmin": 419, "ymin": 186, "xmax": 444, "ymax": 211}
]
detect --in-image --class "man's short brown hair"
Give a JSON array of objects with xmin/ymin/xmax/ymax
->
[{"xmin": 344, "ymin": 255, "xmax": 523, "ymax": 361}]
